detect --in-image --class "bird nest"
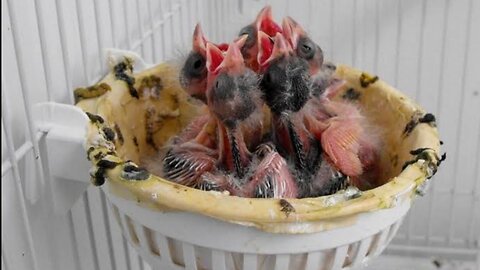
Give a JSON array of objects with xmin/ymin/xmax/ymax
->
[{"xmin": 76, "ymin": 57, "xmax": 443, "ymax": 233}]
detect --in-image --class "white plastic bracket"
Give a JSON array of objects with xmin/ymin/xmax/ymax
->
[{"xmin": 33, "ymin": 102, "xmax": 91, "ymax": 214}]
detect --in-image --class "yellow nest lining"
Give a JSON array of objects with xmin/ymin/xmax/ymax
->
[{"xmin": 77, "ymin": 59, "xmax": 441, "ymax": 233}]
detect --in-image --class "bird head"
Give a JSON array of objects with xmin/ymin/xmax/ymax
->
[
  {"xmin": 259, "ymin": 33, "xmax": 311, "ymax": 115},
  {"xmin": 282, "ymin": 16, "xmax": 324, "ymax": 75},
  {"xmin": 180, "ymin": 24, "xmax": 230, "ymax": 102},
  {"xmin": 205, "ymin": 37, "xmax": 262, "ymax": 129}
]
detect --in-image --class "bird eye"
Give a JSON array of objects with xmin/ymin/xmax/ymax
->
[
  {"xmin": 182, "ymin": 52, "xmax": 206, "ymax": 79},
  {"xmin": 193, "ymin": 59, "xmax": 203, "ymax": 69},
  {"xmin": 297, "ymin": 37, "xmax": 316, "ymax": 60}
]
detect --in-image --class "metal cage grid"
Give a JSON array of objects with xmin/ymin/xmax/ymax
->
[{"xmin": 1, "ymin": 0, "xmax": 479, "ymax": 269}]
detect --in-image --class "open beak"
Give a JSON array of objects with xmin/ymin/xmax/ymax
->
[
  {"xmin": 206, "ymin": 43, "xmax": 224, "ymax": 73},
  {"xmin": 282, "ymin": 16, "xmax": 305, "ymax": 49},
  {"xmin": 234, "ymin": 34, "xmax": 249, "ymax": 49},
  {"xmin": 193, "ymin": 23, "xmax": 207, "ymax": 56},
  {"xmin": 259, "ymin": 32, "xmax": 292, "ymax": 67},
  {"xmin": 222, "ymin": 39, "xmax": 246, "ymax": 75},
  {"xmin": 255, "ymin": 5, "xmax": 282, "ymax": 36},
  {"xmin": 206, "ymin": 38, "xmax": 246, "ymax": 75},
  {"xmin": 257, "ymin": 31, "xmax": 274, "ymax": 67}
]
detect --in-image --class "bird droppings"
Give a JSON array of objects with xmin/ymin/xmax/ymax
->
[
  {"xmin": 279, "ymin": 199, "xmax": 295, "ymax": 217},
  {"xmin": 432, "ymin": 258, "xmax": 442, "ymax": 268},
  {"xmin": 86, "ymin": 147, "xmax": 95, "ymax": 161},
  {"xmin": 97, "ymin": 159, "xmax": 119, "ymax": 169},
  {"xmin": 139, "ymin": 75, "xmax": 163, "ymax": 99},
  {"xmin": 114, "ymin": 123, "xmax": 124, "ymax": 145},
  {"xmin": 342, "ymin": 88, "xmax": 361, "ymax": 101},
  {"xmin": 86, "ymin": 112, "xmax": 105, "ymax": 124},
  {"xmin": 91, "ymin": 167, "xmax": 106, "ymax": 186},
  {"xmin": 74, "ymin": 83, "xmax": 111, "ymax": 103},
  {"xmin": 359, "ymin": 72, "xmax": 378, "ymax": 88},
  {"xmin": 114, "ymin": 60, "xmax": 138, "ymax": 99},
  {"xmin": 93, "ymin": 151, "xmax": 106, "ymax": 161},
  {"xmin": 102, "ymin": 127, "xmax": 116, "ymax": 141},
  {"xmin": 410, "ymin": 148, "xmax": 432, "ymax": 155},
  {"xmin": 122, "ymin": 163, "xmax": 150, "ymax": 180},
  {"xmin": 402, "ymin": 148, "xmax": 445, "ymax": 179},
  {"xmin": 419, "ymin": 113, "xmax": 437, "ymax": 126},
  {"xmin": 438, "ymin": 153, "xmax": 447, "ymax": 166},
  {"xmin": 145, "ymin": 108, "xmax": 159, "ymax": 150},
  {"xmin": 132, "ymin": 136, "xmax": 139, "ymax": 148},
  {"xmin": 403, "ymin": 111, "xmax": 434, "ymax": 137}
]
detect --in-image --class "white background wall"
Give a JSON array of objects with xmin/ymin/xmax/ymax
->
[{"xmin": 1, "ymin": 0, "xmax": 479, "ymax": 269}]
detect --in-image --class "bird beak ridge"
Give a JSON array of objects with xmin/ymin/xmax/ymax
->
[
  {"xmin": 255, "ymin": 5, "xmax": 282, "ymax": 36},
  {"xmin": 193, "ymin": 23, "xmax": 207, "ymax": 56}
]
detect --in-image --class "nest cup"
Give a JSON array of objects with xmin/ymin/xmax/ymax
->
[{"xmin": 77, "ymin": 55, "xmax": 441, "ymax": 270}]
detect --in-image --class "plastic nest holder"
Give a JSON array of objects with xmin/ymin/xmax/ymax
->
[{"xmin": 42, "ymin": 51, "xmax": 443, "ymax": 270}]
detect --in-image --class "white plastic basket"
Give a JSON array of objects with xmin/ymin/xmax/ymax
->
[
  {"xmin": 70, "ymin": 50, "xmax": 438, "ymax": 269},
  {"xmin": 105, "ymin": 188, "xmax": 408, "ymax": 270}
]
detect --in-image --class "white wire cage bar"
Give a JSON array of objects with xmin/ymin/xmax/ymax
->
[{"xmin": 1, "ymin": 0, "xmax": 479, "ymax": 269}]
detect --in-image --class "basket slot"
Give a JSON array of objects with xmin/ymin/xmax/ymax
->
[
  {"xmin": 274, "ymin": 254, "xmax": 290, "ymax": 270},
  {"xmin": 211, "ymin": 250, "xmax": 226, "ymax": 270},
  {"xmin": 367, "ymin": 228, "xmax": 389, "ymax": 259},
  {"xmin": 243, "ymin": 254, "xmax": 257, "ymax": 270},
  {"xmin": 350, "ymin": 237, "xmax": 373, "ymax": 267},
  {"xmin": 143, "ymin": 228, "xmax": 160, "ymax": 256},
  {"xmin": 123, "ymin": 215, "xmax": 140, "ymax": 245},
  {"xmin": 288, "ymin": 253, "xmax": 307, "ymax": 270},
  {"xmin": 328, "ymin": 245, "xmax": 348, "ymax": 270},
  {"xmin": 155, "ymin": 233, "xmax": 173, "ymax": 263},
  {"xmin": 386, "ymin": 219, "xmax": 403, "ymax": 244},
  {"xmin": 131, "ymin": 221, "xmax": 150, "ymax": 253},
  {"xmin": 182, "ymin": 242, "xmax": 198, "ymax": 270},
  {"xmin": 304, "ymin": 251, "xmax": 323, "ymax": 270},
  {"xmin": 111, "ymin": 205, "xmax": 123, "ymax": 232},
  {"xmin": 343, "ymin": 242, "xmax": 359, "ymax": 267},
  {"xmin": 228, "ymin": 252, "xmax": 244, "ymax": 270}
]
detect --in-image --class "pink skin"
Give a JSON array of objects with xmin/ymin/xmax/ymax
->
[
  {"xmin": 304, "ymin": 93, "xmax": 382, "ymax": 186},
  {"xmin": 241, "ymin": 144, "xmax": 298, "ymax": 198},
  {"xmin": 163, "ymin": 142, "xmax": 219, "ymax": 188},
  {"xmin": 163, "ymin": 113, "xmax": 221, "ymax": 189}
]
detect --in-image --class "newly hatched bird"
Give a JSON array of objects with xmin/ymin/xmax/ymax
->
[
  {"xmin": 238, "ymin": 5, "xmax": 282, "ymax": 72},
  {"xmin": 204, "ymin": 40, "xmax": 297, "ymax": 198},
  {"xmin": 281, "ymin": 18, "xmax": 382, "ymax": 189},
  {"xmin": 257, "ymin": 32, "xmax": 343, "ymax": 197}
]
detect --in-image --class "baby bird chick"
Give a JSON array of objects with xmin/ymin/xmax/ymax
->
[
  {"xmin": 205, "ymin": 40, "xmax": 297, "ymax": 198},
  {"xmin": 258, "ymin": 32, "xmax": 350, "ymax": 197},
  {"xmin": 205, "ymin": 38, "xmax": 262, "ymax": 178}
]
